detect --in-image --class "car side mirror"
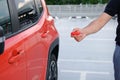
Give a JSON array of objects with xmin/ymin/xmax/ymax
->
[{"xmin": 0, "ymin": 26, "xmax": 5, "ymax": 54}]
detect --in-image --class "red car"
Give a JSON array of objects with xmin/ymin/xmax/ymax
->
[{"xmin": 0, "ymin": 0, "xmax": 59, "ymax": 80}]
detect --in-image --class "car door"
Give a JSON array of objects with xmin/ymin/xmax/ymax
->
[
  {"xmin": 0, "ymin": 0, "xmax": 26, "ymax": 80},
  {"xmin": 14, "ymin": 0, "xmax": 48, "ymax": 79}
]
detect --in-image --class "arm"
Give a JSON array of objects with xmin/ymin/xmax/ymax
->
[
  {"xmin": 83, "ymin": 12, "xmax": 112, "ymax": 35},
  {"xmin": 71, "ymin": 12, "xmax": 112, "ymax": 42}
]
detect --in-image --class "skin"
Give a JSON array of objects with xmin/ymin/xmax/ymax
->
[{"xmin": 71, "ymin": 12, "xmax": 113, "ymax": 42}]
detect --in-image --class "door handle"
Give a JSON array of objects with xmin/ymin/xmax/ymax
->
[{"xmin": 8, "ymin": 50, "xmax": 24, "ymax": 64}]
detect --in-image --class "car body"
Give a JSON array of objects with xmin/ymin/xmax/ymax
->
[{"xmin": 0, "ymin": 0, "xmax": 59, "ymax": 80}]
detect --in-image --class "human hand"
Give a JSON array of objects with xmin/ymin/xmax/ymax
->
[{"xmin": 71, "ymin": 28, "xmax": 86, "ymax": 42}]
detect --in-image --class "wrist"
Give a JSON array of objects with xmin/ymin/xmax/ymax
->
[{"xmin": 82, "ymin": 28, "xmax": 89, "ymax": 36}]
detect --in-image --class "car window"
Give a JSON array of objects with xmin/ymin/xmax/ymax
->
[
  {"xmin": 35, "ymin": 0, "xmax": 43, "ymax": 15},
  {"xmin": 15, "ymin": 0, "xmax": 39, "ymax": 28},
  {"xmin": 0, "ymin": 0, "xmax": 12, "ymax": 36}
]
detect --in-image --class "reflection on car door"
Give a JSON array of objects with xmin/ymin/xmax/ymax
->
[{"xmin": 24, "ymin": 26, "xmax": 48, "ymax": 80}]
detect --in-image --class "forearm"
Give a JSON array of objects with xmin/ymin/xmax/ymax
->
[
  {"xmin": 82, "ymin": 13, "xmax": 112, "ymax": 36},
  {"xmin": 82, "ymin": 19, "xmax": 104, "ymax": 35}
]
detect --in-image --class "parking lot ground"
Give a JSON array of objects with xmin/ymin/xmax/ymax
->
[{"xmin": 55, "ymin": 17, "xmax": 117, "ymax": 80}]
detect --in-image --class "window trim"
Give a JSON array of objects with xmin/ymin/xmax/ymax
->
[{"xmin": 7, "ymin": 0, "xmax": 19, "ymax": 33}]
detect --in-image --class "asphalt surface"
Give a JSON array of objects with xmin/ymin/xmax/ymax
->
[{"xmin": 55, "ymin": 17, "xmax": 117, "ymax": 80}]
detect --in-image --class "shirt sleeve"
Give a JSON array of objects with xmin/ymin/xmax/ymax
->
[{"xmin": 104, "ymin": 0, "xmax": 119, "ymax": 16}]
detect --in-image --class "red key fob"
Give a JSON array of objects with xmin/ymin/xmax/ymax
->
[{"xmin": 71, "ymin": 31, "xmax": 80, "ymax": 36}]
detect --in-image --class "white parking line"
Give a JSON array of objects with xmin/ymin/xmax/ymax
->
[
  {"xmin": 61, "ymin": 70, "xmax": 110, "ymax": 80},
  {"xmin": 80, "ymin": 72, "xmax": 86, "ymax": 80},
  {"xmin": 58, "ymin": 59, "xmax": 112, "ymax": 64},
  {"xmin": 61, "ymin": 70, "xmax": 110, "ymax": 74},
  {"xmin": 85, "ymin": 38, "xmax": 114, "ymax": 41}
]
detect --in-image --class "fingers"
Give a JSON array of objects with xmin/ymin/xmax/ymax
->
[
  {"xmin": 71, "ymin": 28, "xmax": 86, "ymax": 42},
  {"xmin": 71, "ymin": 28, "xmax": 81, "ymax": 37},
  {"xmin": 74, "ymin": 33, "xmax": 86, "ymax": 42},
  {"xmin": 71, "ymin": 30, "xmax": 81, "ymax": 37}
]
